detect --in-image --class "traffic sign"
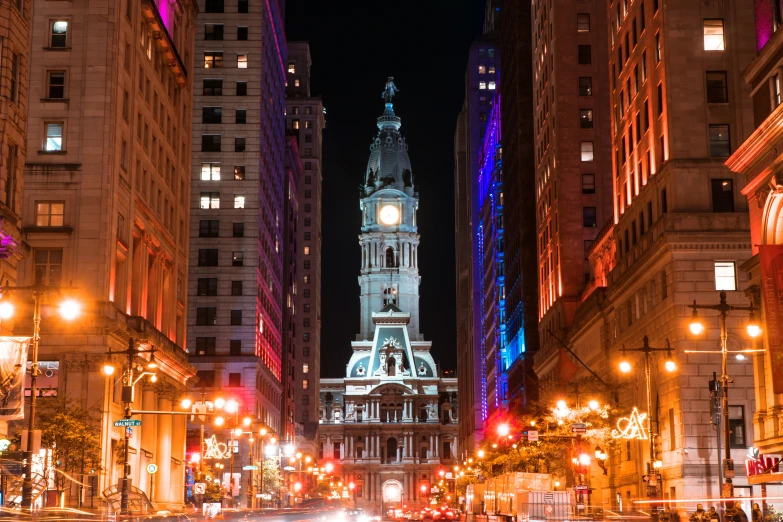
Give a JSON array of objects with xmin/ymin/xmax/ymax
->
[
  {"xmin": 571, "ymin": 423, "xmax": 586, "ymax": 434},
  {"xmin": 544, "ymin": 505, "xmax": 554, "ymax": 515},
  {"xmin": 147, "ymin": 463, "xmax": 158, "ymax": 474},
  {"xmin": 527, "ymin": 430, "xmax": 539, "ymax": 442},
  {"xmin": 114, "ymin": 419, "xmax": 141, "ymax": 427},
  {"xmin": 243, "ymin": 465, "xmax": 258, "ymax": 470},
  {"xmin": 574, "ymin": 485, "xmax": 589, "ymax": 491},
  {"xmin": 194, "ymin": 482, "xmax": 206, "ymax": 495}
]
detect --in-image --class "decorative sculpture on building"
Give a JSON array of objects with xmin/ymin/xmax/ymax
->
[{"xmin": 382, "ymin": 77, "xmax": 399, "ymax": 103}]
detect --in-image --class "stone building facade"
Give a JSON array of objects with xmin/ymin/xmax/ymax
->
[
  {"xmin": 319, "ymin": 86, "xmax": 458, "ymax": 511},
  {"xmin": 0, "ymin": 0, "xmax": 31, "ymax": 341},
  {"xmin": 535, "ymin": 0, "xmax": 764, "ymax": 510},
  {"xmin": 726, "ymin": 0, "xmax": 783, "ymax": 482},
  {"xmin": 19, "ymin": 0, "xmax": 197, "ymax": 509}
]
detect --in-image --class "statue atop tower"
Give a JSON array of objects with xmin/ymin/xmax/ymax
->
[{"xmin": 382, "ymin": 76, "xmax": 399, "ymax": 103}]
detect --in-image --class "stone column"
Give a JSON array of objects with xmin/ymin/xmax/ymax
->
[
  {"xmin": 171, "ymin": 404, "xmax": 186, "ymax": 508},
  {"xmin": 156, "ymin": 390, "xmax": 173, "ymax": 504}
]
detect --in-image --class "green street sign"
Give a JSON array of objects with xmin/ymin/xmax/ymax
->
[
  {"xmin": 243, "ymin": 465, "xmax": 258, "ymax": 470},
  {"xmin": 114, "ymin": 419, "xmax": 142, "ymax": 427}
]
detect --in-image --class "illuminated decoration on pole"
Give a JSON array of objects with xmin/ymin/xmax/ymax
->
[
  {"xmin": 203, "ymin": 434, "xmax": 232, "ymax": 459},
  {"xmin": 611, "ymin": 408, "xmax": 649, "ymax": 440}
]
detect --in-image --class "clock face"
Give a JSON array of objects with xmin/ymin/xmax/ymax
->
[{"xmin": 379, "ymin": 204, "xmax": 400, "ymax": 225}]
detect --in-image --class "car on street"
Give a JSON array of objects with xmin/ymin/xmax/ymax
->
[
  {"xmin": 407, "ymin": 511, "xmax": 423, "ymax": 521},
  {"xmin": 432, "ymin": 507, "xmax": 455, "ymax": 521}
]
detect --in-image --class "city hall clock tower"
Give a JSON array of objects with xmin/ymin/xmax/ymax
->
[{"xmin": 357, "ymin": 78, "xmax": 422, "ymax": 341}]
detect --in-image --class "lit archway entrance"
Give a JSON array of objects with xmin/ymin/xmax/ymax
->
[
  {"xmin": 762, "ymin": 191, "xmax": 783, "ymax": 245},
  {"xmin": 382, "ymin": 479, "xmax": 403, "ymax": 514}
]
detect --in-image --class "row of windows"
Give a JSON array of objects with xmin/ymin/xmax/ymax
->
[
  {"xmin": 203, "ymin": 78, "xmax": 246, "ymax": 96},
  {"xmin": 199, "ymin": 192, "xmax": 245, "ymax": 209},
  {"xmin": 204, "ymin": 0, "xmax": 248, "ymax": 13},
  {"xmin": 195, "ymin": 307, "xmax": 244, "ymax": 326},
  {"xmin": 204, "ymin": 24, "xmax": 248, "ymax": 41},
  {"xmin": 202, "ymin": 107, "xmax": 246, "ymax": 124},
  {"xmin": 204, "ymin": 51, "xmax": 247, "ymax": 69},
  {"xmin": 198, "ymin": 220, "xmax": 244, "ymax": 237}
]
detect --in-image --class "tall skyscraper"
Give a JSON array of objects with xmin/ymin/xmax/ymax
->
[
  {"xmin": 454, "ymin": 9, "xmax": 500, "ymax": 458},
  {"xmin": 284, "ymin": 42, "xmax": 325, "ymax": 440},
  {"xmin": 531, "ymin": 0, "xmax": 613, "ymax": 369},
  {"xmin": 188, "ymin": 0, "xmax": 287, "ymax": 472},
  {"xmin": 20, "ymin": 0, "xmax": 197, "ymax": 508},
  {"xmin": 498, "ymin": 0, "xmax": 538, "ymax": 412},
  {"xmin": 282, "ymin": 136, "xmax": 301, "ymax": 442}
]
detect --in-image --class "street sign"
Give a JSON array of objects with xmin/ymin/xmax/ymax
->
[
  {"xmin": 193, "ymin": 482, "xmax": 206, "ymax": 495},
  {"xmin": 571, "ymin": 423, "xmax": 587, "ymax": 434},
  {"xmin": 243, "ymin": 465, "xmax": 258, "ymax": 470},
  {"xmin": 544, "ymin": 505, "xmax": 554, "ymax": 515},
  {"xmin": 147, "ymin": 463, "xmax": 158, "ymax": 474},
  {"xmin": 114, "ymin": 419, "xmax": 141, "ymax": 427},
  {"xmin": 574, "ymin": 485, "xmax": 589, "ymax": 491},
  {"xmin": 528, "ymin": 430, "xmax": 539, "ymax": 442}
]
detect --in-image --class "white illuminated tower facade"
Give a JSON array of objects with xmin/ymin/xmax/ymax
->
[{"xmin": 358, "ymin": 78, "xmax": 422, "ymax": 341}]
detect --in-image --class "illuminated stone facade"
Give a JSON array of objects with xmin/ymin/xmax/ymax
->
[
  {"xmin": 19, "ymin": 0, "xmax": 198, "ymax": 509},
  {"xmin": 535, "ymin": 0, "xmax": 765, "ymax": 510},
  {"xmin": 319, "ymin": 89, "xmax": 458, "ymax": 511}
]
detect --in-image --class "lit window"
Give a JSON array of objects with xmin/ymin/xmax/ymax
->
[
  {"xmin": 478, "ymin": 65, "xmax": 486, "ymax": 74},
  {"xmin": 304, "ymin": 246, "xmax": 310, "ymax": 255},
  {"xmin": 204, "ymin": 52, "xmax": 223, "ymax": 68},
  {"xmin": 237, "ymin": 55, "xmax": 248, "ymax": 68},
  {"xmin": 292, "ymin": 120, "xmax": 300, "ymax": 130},
  {"xmin": 703, "ymin": 19, "xmax": 725, "ymax": 51},
  {"xmin": 488, "ymin": 81, "xmax": 496, "ymax": 90},
  {"xmin": 580, "ymin": 141, "xmax": 594, "ymax": 162},
  {"xmin": 303, "ymin": 364, "xmax": 309, "ymax": 374},
  {"xmin": 714, "ymin": 262, "xmax": 736, "ymax": 291},
  {"xmin": 234, "ymin": 166, "xmax": 245, "ymax": 180},
  {"xmin": 201, "ymin": 163, "xmax": 220, "ymax": 181},
  {"xmin": 51, "ymin": 21, "xmax": 68, "ymax": 48},
  {"xmin": 479, "ymin": 82, "xmax": 487, "ymax": 90},
  {"xmin": 200, "ymin": 192, "xmax": 219, "ymax": 209},
  {"xmin": 35, "ymin": 202, "xmax": 64, "ymax": 226},
  {"xmin": 708, "ymin": 124, "xmax": 731, "ymax": 157},
  {"xmin": 488, "ymin": 66, "xmax": 496, "ymax": 74},
  {"xmin": 234, "ymin": 195, "xmax": 245, "ymax": 208},
  {"xmin": 295, "ymin": 79, "xmax": 300, "ymax": 87},
  {"xmin": 302, "ymin": 379, "xmax": 309, "ymax": 390},
  {"xmin": 45, "ymin": 122, "xmax": 63, "ymax": 151},
  {"xmin": 288, "ymin": 62, "xmax": 295, "ymax": 74}
]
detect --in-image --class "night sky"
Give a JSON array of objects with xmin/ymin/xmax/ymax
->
[{"xmin": 285, "ymin": 1, "xmax": 485, "ymax": 378}]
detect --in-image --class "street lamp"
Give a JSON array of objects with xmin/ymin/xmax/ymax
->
[
  {"xmin": 618, "ymin": 335, "xmax": 675, "ymax": 491},
  {"xmin": 594, "ymin": 446, "xmax": 608, "ymax": 475},
  {"xmin": 104, "ymin": 338, "xmax": 159, "ymax": 515},
  {"xmin": 6, "ymin": 285, "xmax": 82, "ymax": 513},
  {"xmin": 686, "ymin": 291, "xmax": 764, "ymax": 498}
]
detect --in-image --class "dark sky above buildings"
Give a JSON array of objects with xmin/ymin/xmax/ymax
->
[{"xmin": 285, "ymin": 1, "xmax": 485, "ymax": 378}]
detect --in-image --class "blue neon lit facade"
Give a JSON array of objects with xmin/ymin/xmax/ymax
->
[{"xmin": 476, "ymin": 92, "xmax": 515, "ymax": 414}]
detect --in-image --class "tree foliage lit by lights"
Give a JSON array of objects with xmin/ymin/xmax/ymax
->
[
  {"xmin": 470, "ymin": 376, "xmax": 620, "ymax": 479},
  {"xmin": 15, "ymin": 398, "xmax": 104, "ymax": 492}
]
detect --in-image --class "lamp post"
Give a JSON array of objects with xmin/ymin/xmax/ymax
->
[
  {"xmin": 618, "ymin": 335, "xmax": 676, "ymax": 487},
  {"xmin": 687, "ymin": 291, "xmax": 763, "ymax": 498},
  {"xmin": 4, "ymin": 284, "xmax": 82, "ymax": 514},
  {"xmin": 105, "ymin": 337, "xmax": 159, "ymax": 515}
]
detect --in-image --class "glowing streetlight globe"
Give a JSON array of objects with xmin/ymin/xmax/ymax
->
[
  {"xmin": 619, "ymin": 360, "xmax": 632, "ymax": 373},
  {"xmin": 0, "ymin": 302, "xmax": 13, "ymax": 320},
  {"xmin": 556, "ymin": 400, "xmax": 567, "ymax": 410},
  {"xmin": 180, "ymin": 398, "xmax": 192, "ymax": 409},
  {"xmin": 588, "ymin": 400, "xmax": 599, "ymax": 410},
  {"xmin": 497, "ymin": 423, "xmax": 510, "ymax": 437},
  {"xmin": 664, "ymin": 360, "xmax": 677, "ymax": 372},
  {"xmin": 59, "ymin": 299, "xmax": 81, "ymax": 321},
  {"xmin": 578, "ymin": 453, "xmax": 591, "ymax": 466},
  {"xmin": 102, "ymin": 364, "xmax": 115, "ymax": 376},
  {"xmin": 214, "ymin": 397, "xmax": 226, "ymax": 409}
]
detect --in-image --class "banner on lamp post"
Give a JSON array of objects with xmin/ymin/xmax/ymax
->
[
  {"xmin": 759, "ymin": 245, "xmax": 783, "ymax": 394},
  {"xmin": 0, "ymin": 337, "xmax": 31, "ymax": 419}
]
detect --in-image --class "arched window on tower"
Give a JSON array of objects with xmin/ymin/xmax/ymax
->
[{"xmin": 385, "ymin": 247, "xmax": 397, "ymax": 268}]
